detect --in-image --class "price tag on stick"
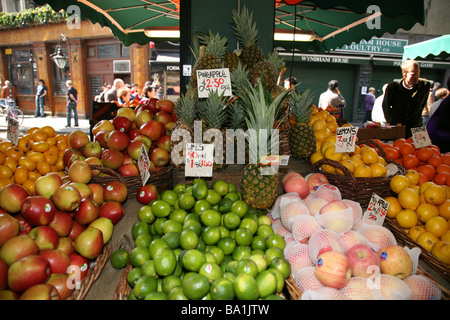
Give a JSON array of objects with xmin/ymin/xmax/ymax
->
[
  {"xmin": 7, "ymin": 117, "xmax": 19, "ymax": 146},
  {"xmin": 362, "ymin": 193, "xmax": 390, "ymax": 226},
  {"xmin": 137, "ymin": 144, "xmax": 151, "ymax": 185},
  {"xmin": 411, "ymin": 126, "xmax": 432, "ymax": 149},
  {"xmin": 196, "ymin": 68, "xmax": 232, "ymax": 98},
  {"xmin": 185, "ymin": 143, "xmax": 214, "ymax": 177},
  {"xmin": 335, "ymin": 126, "xmax": 358, "ymax": 153}
]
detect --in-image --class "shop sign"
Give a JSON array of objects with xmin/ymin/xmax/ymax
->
[
  {"xmin": 166, "ymin": 65, "xmax": 180, "ymax": 71},
  {"xmin": 335, "ymin": 126, "xmax": 358, "ymax": 153},
  {"xmin": 299, "ymin": 55, "xmax": 350, "ymax": 64},
  {"xmin": 336, "ymin": 38, "xmax": 408, "ymax": 55},
  {"xmin": 411, "ymin": 126, "xmax": 432, "ymax": 148}
]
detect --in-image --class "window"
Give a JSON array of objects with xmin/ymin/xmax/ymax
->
[
  {"xmin": 9, "ymin": 48, "xmax": 35, "ymax": 94},
  {"xmin": 97, "ymin": 44, "xmax": 119, "ymax": 59},
  {"xmin": 50, "ymin": 46, "xmax": 71, "ymax": 95}
]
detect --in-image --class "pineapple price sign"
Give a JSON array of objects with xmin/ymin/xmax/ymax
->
[
  {"xmin": 138, "ymin": 144, "xmax": 151, "ymax": 185},
  {"xmin": 196, "ymin": 68, "xmax": 232, "ymax": 98},
  {"xmin": 185, "ymin": 143, "xmax": 214, "ymax": 177},
  {"xmin": 411, "ymin": 126, "xmax": 431, "ymax": 148},
  {"xmin": 335, "ymin": 126, "xmax": 359, "ymax": 153},
  {"xmin": 362, "ymin": 193, "xmax": 390, "ymax": 226}
]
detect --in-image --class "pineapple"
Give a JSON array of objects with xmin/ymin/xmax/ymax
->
[
  {"xmin": 170, "ymin": 93, "xmax": 198, "ymax": 169},
  {"xmin": 240, "ymin": 77, "xmax": 291, "ymax": 210},
  {"xmin": 232, "ymin": 6, "xmax": 264, "ymax": 69},
  {"xmin": 288, "ymin": 88, "xmax": 316, "ymax": 159},
  {"xmin": 223, "ymin": 51, "xmax": 240, "ymax": 72},
  {"xmin": 249, "ymin": 59, "xmax": 279, "ymax": 90}
]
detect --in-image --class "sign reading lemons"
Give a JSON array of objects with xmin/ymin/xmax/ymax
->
[{"xmin": 335, "ymin": 126, "xmax": 358, "ymax": 153}]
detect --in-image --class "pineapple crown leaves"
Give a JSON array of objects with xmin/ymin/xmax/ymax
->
[
  {"xmin": 190, "ymin": 30, "xmax": 228, "ymax": 60},
  {"xmin": 289, "ymin": 88, "xmax": 315, "ymax": 123},
  {"xmin": 197, "ymin": 90, "xmax": 228, "ymax": 129},
  {"xmin": 227, "ymin": 100, "xmax": 246, "ymax": 130},
  {"xmin": 231, "ymin": 5, "xmax": 258, "ymax": 46},
  {"xmin": 267, "ymin": 49, "xmax": 285, "ymax": 71},
  {"xmin": 174, "ymin": 93, "xmax": 198, "ymax": 126}
]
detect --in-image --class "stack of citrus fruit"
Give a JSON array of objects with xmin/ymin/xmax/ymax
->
[
  {"xmin": 111, "ymin": 178, "xmax": 292, "ymax": 300},
  {"xmin": 0, "ymin": 126, "xmax": 69, "ymax": 194},
  {"xmin": 386, "ymin": 170, "xmax": 450, "ymax": 265}
]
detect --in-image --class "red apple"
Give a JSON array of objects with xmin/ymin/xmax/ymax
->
[
  {"xmin": 112, "ymin": 116, "xmax": 132, "ymax": 133},
  {"xmin": 156, "ymin": 99, "xmax": 175, "ymax": 113},
  {"xmin": 306, "ymin": 173, "xmax": 329, "ymax": 193},
  {"xmin": 0, "ymin": 258, "xmax": 7, "ymax": 290},
  {"xmin": 378, "ymin": 245, "xmax": 413, "ymax": 279},
  {"xmin": 73, "ymin": 226, "xmax": 104, "ymax": 259},
  {"xmin": 15, "ymin": 214, "xmax": 32, "ymax": 235},
  {"xmin": 127, "ymin": 138, "xmax": 149, "ymax": 161},
  {"xmin": 0, "ymin": 184, "xmax": 29, "ymax": 214},
  {"xmin": 8, "ymin": 255, "xmax": 52, "ymax": 293},
  {"xmin": 69, "ymin": 182, "xmax": 93, "ymax": 200},
  {"xmin": 0, "ymin": 234, "xmax": 39, "ymax": 266},
  {"xmin": 104, "ymin": 181, "xmax": 128, "ymax": 203},
  {"xmin": 48, "ymin": 211, "xmax": 73, "ymax": 237},
  {"xmin": 140, "ymin": 120, "xmax": 165, "ymax": 141},
  {"xmin": 68, "ymin": 253, "xmax": 90, "ymax": 282},
  {"xmin": 101, "ymin": 148, "xmax": 124, "ymax": 170},
  {"xmin": 73, "ymin": 197, "xmax": 100, "ymax": 225},
  {"xmin": 135, "ymin": 109, "xmax": 154, "ymax": 128},
  {"xmin": 122, "ymin": 152, "xmax": 134, "ymax": 164},
  {"xmin": 63, "ymin": 148, "xmax": 82, "ymax": 168},
  {"xmin": 99, "ymin": 201, "xmax": 124, "ymax": 225},
  {"xmin": 34, "ymin": 173, "xmax": 63, "ymax": 199},
  {"xmin": 155, "ymin": 111, "xmax": 172, "ymax": 125},
  {"xmin": 134, "ymin": 135, "xmax": 152, "ymax": 149},
  {"xmin": 150, "ymin": 147, "xmax": 170, "ymax": 167},
  {"xmin": 46, "ymin": 274, "xmax": 75, "ymax": 300},
  {"xmin": 315, "ymin": 251, "xmax": 352, "ymax": 289},
  {"xmin": 165, "ymin": 121, "xmax": 175, "ymax": 132},
  {"xmin": 0, "ymin": 213, "xmax": 19, "ymax": 246},
  {"xmin": 156, "ymin": 135, "xmax": 171, "ymax": 152},
  {"xmin": 94, "ymin": 130, "xmax": 111, "ymax": 148},
  {"xmin": 88, "ymin": 183, "xmax": 104, "ymax": 206},
  {"xmin": 19, "ymin": 283, "xmax": 60, "ymax": 300},
  {"xmin": 283, "ymin": 175, "xmax": 309, "ymax": 199},
  {"xmin": 69, "ymin": 220, "xmax": 86, "ymax": 242},
  {"xmin": 128, "ymin": 127, "xmax": 140, "ymax": 140},
  {"xmin": 92, "ymin": 119, "xmax": 115, "ymax": 136},
  {"xmin": 107, "ymin": 130, "xmax": 130, "ymax": 151},
  {"xmin": 39, "ymin": 249, "xmax": 70, "ymax": 275},
  {"xmin": 136, "ymin": 184, "xmax": 159, "ymax": 205},
  {"xmin": 29, "ymin": 226, "xmax": 60, "ymax": 251},
  {"xmin": 319, "ymin": 200, "xmax": 348, "ymax": 215},
  {"xmin": 57, "ymin": 237, "xmax": 75, "ymax": 256},
  {"xmin": 82, "ymin": 141, "xmax": 103, "ymax": 158},
  {"xmin": 20, "ymin": 196, "xmax": 56, "ymax": 227},
  {"xmin": 66, "ymin": 154, "xmax": 86, "ymax": 169},
  {"xmin": 85, "ymin": 157, "xmax": 103, "ymax": 176},
  {"xmin": 52, "ymin": 185, "xmax": 82, "ymax": 212},
  {"xmin": 68, "ymin": 130, "xmax": 90, "ymax": 151},
  {"xmin": 346, "ymin": 244, "xmax": 380, "ymax": 278},
  {"xmin": 118, "ymin": 162, "xmax": 139, "ymax": 177}
]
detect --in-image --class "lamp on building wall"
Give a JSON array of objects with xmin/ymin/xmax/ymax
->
[{"xmin": 50, "ymin": 34, "xmax": 71, "ymax": 69}]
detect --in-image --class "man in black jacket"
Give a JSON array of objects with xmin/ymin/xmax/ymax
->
[{"xmin": 382, "ymin": 59, "xmax": 431, "ymax": 138}]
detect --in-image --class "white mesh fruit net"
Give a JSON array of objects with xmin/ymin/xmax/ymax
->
[
  {"xmin": 307, "ymin": 229, "xmax": 345, "ymax": 263},
  {"xmin": 404, "ymin": 275, "xmax": 442, "ymax": 300},
  {"xmin": 404, "ymin": 246, "xmax": 421, "ymax": 276},
  {"xmin": 305, "ymin": 197, "xmax": 328, "ymax": 216},
  {"xmin": 342, "ymin": 199, "xmax": 363, "ymax": 227},
  {"xmin": 301, "ymin": 286, "xmax": 346, "ymax": 300},
  {"xmin": 357, "ymin": 224, "xmax": 397, "ymax": 252},
  {"xmin": 291, "ymin": 215, "xmax": 322, "ymax": 244},
  {"xmin": 314, "ymin": 184, "xmax": 342, "ymax": 202},
  {"xmin": 340, "ymin": 230, "xmax": 372, "ymax": 253},
  {"xmin": 284, "ymin": 242, "xmax": 314, "ymax": 275},
  {"xmin": 271, "ymin": 218, "xmax": 291, "ymax": 238},
  {"xmin": 314, "ymin": 206, "xmax": 354, "ymax": 235},
  {"xmin": 293, "ymin": 266, "xmax": 324, "ymax": 293},
  {"xmin": 339, "ymin": 276, "xmax": 384, "ymax": 300},
  {"xmin": 379, "ymin": 274, "xmax": 413, "ymax": 300}
]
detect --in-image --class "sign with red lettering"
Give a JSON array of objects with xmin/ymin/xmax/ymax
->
[
  {"xmin": 138, "ymin": 144, "xmax": 150, "ymax": 185},
  {"xmin": 411, "ymin": 126, "xmax": 431, "ymax": 148},
  {"xmin": 363, "ymin": 193, "xmax": 390, "ymax": 226},
  {"xmin": 7, "ymin": 117, "xmax": 19, "ymax": 145},
  {"xmin": 185, "ymin": 143, "xmax": 214, "ymax": 177},
  {"xmin": 197, "ymin": 68, "xmax": 232, "ymax": 98},
  {"xmin": 335, "ymin": 126, "xmax": 358, "ymax": 153}
]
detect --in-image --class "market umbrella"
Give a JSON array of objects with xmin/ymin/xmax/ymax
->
[
  {"xmin": 274, "ymin": 0, "xmax": 426, "ymax": 53},
  {"xmin": 33, "ymin": 0, "xmax": 180, "ymax": 46},
  {"xmin": 402, "ymin": 34, "xmax": 450, "ymax": 61}
]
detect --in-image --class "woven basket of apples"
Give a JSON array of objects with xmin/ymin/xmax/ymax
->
[{"xmin": 276, "ymin": 171, "xmax": 448, "ymax": 300}]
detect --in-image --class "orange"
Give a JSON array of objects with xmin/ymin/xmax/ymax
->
[
  {"xmin": 377, "ymin": 156, "xmax": 387, "ymax": 166},
  {"xmin": 408, "ymin": 225, "xmax": 426, "ymax": 242},
  {"xmin": 36, "ymin": 160, "xmax": 51, "ymax": 176},
  {"xmin": 3, "ymin": 158, "xmax": 17, "ymax": 173},
  {"xmin": 399, "ymin": 143, "xmax": 415, "ymax": 156},
  {"xmin": 442, "ymin": 153, "xmax": 450, "ymax": 166},
  {"xmin": 416, "ymin": 147, "xmax": 434, "ymax": 162},
  {"xmin": 0, "ymin": 153, "xmax": 5, "ymax": 165},
  {"xmin": 27, "ymin": 151, "xmax": 45, "ymax": 163},
  {"xmin": 353, "ymin": 164, "xmax": 372, "ymax": 178},
  {"xmin": 41, "ymin": 126, "xmax": 56, "ymax": 138},
  {"xmin": 55, "ymin": 157, "xmax": 65, "ymax": 171},
  {"xmin": 431, "ymin": 241, "xmax": 450, "ymax": 265},
  {"xmin": 396, "ymin": 209, "xmax": 418, "ymax": 229},
  {"xmin": 390, "ymin": 175, "xmax": 411, "ymax": 194},
  {"xmin": 385, "ymin": 146, "xmax": 400, "ymax": 160},
  {"xmin": 350, "ymin": 154, "xmax": 364, "ymax": 167},
  {"xmin": 436, "ymin": 164, "xmax": 450, "ymax": 175},
  {"xmin": 32, "ymin": 130, "xmax": 48, "ymax": 142},
  {"xmin": 403, "ymin": 154, "xmax": 419, "ymax": 170},
  {"xmin": 14, "ymin": 166, "xmax": 29, "ymax": 185},
  {"xmin": 434, "ymin": 172, "xmax": 449, "ymax": 186},
  {"xmin": 361, "ymin": 147, "xmax": 379, "ymax": 165},
  {"xmin": 425, "ymin": 216, "xmax": 449, "ymax": 238},
  {"xmin": 312, "ymin": 119, "xmax": 327, "ymax": 131},
  {"xmin": 424, "ymin": 184, "xmax": 447, "ymax": 206},
  {"xmin": 428, "ymin": 155, "xmax": 443, "ymax": 169},
  {"xmin": 405, "ymin": 170, "xmax": 420, "ymax": 185},
  {"xmin": 369, "ymin": 162, "xmax": 387, "ymax": 177},
  {"xmin": 393, "ymin": 138, "xmax": 406, "ymax": 149},
  {"xmin": 418, "ymin": 172, "xmax": 429, "ymax": 186},
  {"xmin": 32, "ymin": 141, "xmax": 50, "ymax": 153},
  {"xmin": 0, "ymin": 141, "xmax": 13, "ymax": 154},
  {"xmin": 0, "ymin": 177, "xmax": 14, "ymax": 189},
  {"xmin": 398, "ymin": 188, "xmax": 420, "ymax": 210},
  {"xmin": 28, "ymin": 171, "xmax": 42, "ymax": 181},
  {"xmin": 417, "ymin": 164, "xmax": 436, "ymax": 181},
  {"xmin": 310, "ymin": 151, "xmax": 324, "ymax": 164},
  {"xmin": 43, "ymin": 151, "xmax": 58, "ymax": 166},
  {"xmin": 336, "ymin": 159, "xmax": 355, "ymax": 175},
  {"xmin": 385, "ymin": 196, "xmax": 402, "ymax": 219},
  {"xmin": 17, "ymin": 137, "xmax": 32, "ymax": 153},
  {"xmin": 321, "ymin": 164, "xmax": 336, "ymax": 174},
  {"xmin": 0, "ymin": 164, "xmax": 14, "ymax": 179},
  {"xmin": 26, "ymin": 127, "xmax": 40, "ymax": 135},
  {"xmin": 18, "ymin": 157, "xmax": 36, "ymax": 171},
  {"xmin": 439, "ymin": 199, "xmax": 450, "ymax": 220},
  {"xmin": 416, "ymin": 232, "xmax": 439, "ymax": 252},
  {"xmin": 21, "ymin": 179, "xmax": 35, "ymax": 195},
  {"xmin": 5, "ymin": 147, "xmax": 24, "ymax": 161},
  {"xmin": 57, "ymin": 140, "xmax": 68, "ymax": 152},
  {"xmin": 416, "ymin": 203, "xmax": 439, "ymax": 223}
]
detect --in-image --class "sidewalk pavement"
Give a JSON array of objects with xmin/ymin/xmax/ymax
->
[{"xmin": 0, "ymin": 114, "xmax": 90, "ymax": 141}]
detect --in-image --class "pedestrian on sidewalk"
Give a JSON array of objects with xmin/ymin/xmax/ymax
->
[
  {"xmin": 66, "ymin": 80, "xmax": 79, "ymax": 127},
  {"xmin": 1, "ymin": 81, "xmax": 17, "ymax": 108},
  {"xmin": 35, "ymin": 79, "xmax": 47, "ymax": 117}
]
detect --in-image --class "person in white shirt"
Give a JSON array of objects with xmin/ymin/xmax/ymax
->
[
  {"xmin": 318, "ymin": 80, "xmax": 346, "ymax": 110},
  {"xmin": 372, "ymin": 83, "xmax": 388, "ymax": 124}
]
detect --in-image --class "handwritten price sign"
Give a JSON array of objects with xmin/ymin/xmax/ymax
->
[
  {"xmin": 411, "ymin": 126, "xmax": 431, "ymax": 149},
  {"xmin": 137, "ymin": 144, "xmax": 150, "ymax": 185},
  {"xmin": 7, "ymin": 117, "xmax": 19, "ymax": 145},
  {"xmin": 362, "ymin": 193, "xmax": 390, "ymax": 226},
  {"xmin": 335, "ymin": 126, "xmax": 358, "ymax": 153},
  {"xmin": 197, "ymin": 68, "xmax": 232, "ymax": 98},
  {"xmin": 185, "ymin": 143, "xmax": 214, "ymax": 177}
]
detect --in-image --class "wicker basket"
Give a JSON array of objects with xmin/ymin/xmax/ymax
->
[
  {"xmin": 68, "ymin": 242, "xmax": 113, "ymax": 300},
  {"xmin": 311, "ymin": 139, "xmax": 405, "ymax": 208},
  {"xmin": 384, "ymin": 217, "xmax": 450, "ymax": 283}
]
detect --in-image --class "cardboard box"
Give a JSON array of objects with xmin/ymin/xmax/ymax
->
[{"xmin": 357, "ymin": 125, "xmax": 406, "ymax": 141}]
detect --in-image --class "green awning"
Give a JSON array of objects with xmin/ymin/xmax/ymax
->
[{"xmin": 402, "ymin": 34, "xmax": 450, "ymax": 61}]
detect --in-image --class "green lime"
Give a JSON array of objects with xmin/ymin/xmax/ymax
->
[
  {"xmin": 141, "ymin": 259, "xmax": 157, "ymax": 277},
  {"xmin": 218, "ymin": 225, "xmax": 230, "ymax": 238},
  {"xmin": 200, "ymin": 209, "xmax": 221, "ymax": 227},
  {"xmin": 223, "ymin": 272, "xmax": 236, "ymax": 283},
  {"xmin": 231, "ymin": 200, "xmax": 249, "ymax": 218},
  {"xmin": 196, "ymin": 239, "xmax": 206, "ymax": 252},
  {"xmin": 224, "ymin": 192, "xmax": 240, "ymax": 202},
  {"xmin": 258, "ymin": 215, "xmax": 272, "ymax": 226},
  {"xmin": 199, "ymin": 262, "xmax": 223, "ymax": 283},
  {"xmin": 151, "ymin": 200, "xmax": 172, "ymax": 218},
  {"xmin": 153, "ymin": 217, "xmax": 167, "ymax": 235},
  {"xmin": 144, "ymin": 292, "xmax": 168, "ymax": 300},
  {"xmin": 110, "ymin": 249, "xmax": 129, "ymax": 269},
  {"xmin": 207, "ymin": 246, "xmax": 224, "ymax": 265},
  {"xmin": 173, "ymin": 183, "xmax": 187, "ymax": 195},
  {"xmin": 179, "ymin": 229, "xmax": 199, "ymax": 250},
  {"xmin": 192, "ymin": 180, "xmax": 208, "ymax": 200},
  {"xmin": 133, "ymin": 275, "xmax": 157, "ymax": 299},
  {"xmin": 149, "ymin": 238, "xmax": 169, "ymax": 259},
  {"xmin": 162, "ymin": 274, "xmax": 182, "ymax": 294},
  {"xmin": 222, "ymin": 212, "xmax": 241, "ymax": 230},
  {"xmin": 201, "ymin": 225, "xmax": 221, "ymax": 246},
  {"xmin": 204, "ymin": 251, "xmax": 217, "ymax": 264},
  {"xmin": 182, "ymin": 218, "xmax": 202, "ymax": 236},
  {"xmin": 217, "ymin": 236, "xmax": 236, "ymax": 255},
  {"xmin": 265, "ymin": 294, "xmax": 284, "ymax": 300},
  {"xmin": 169, "ymin": 208, "xmax": 188, "ymax": 224},
  {"xmin": 232, "ymin": 245, "xmax": 252, "ymax": 261},
  {"xmin": 134, "ymin": 233, "xmax": 153, "ymax": 248},
  {"xmin": 234, "ymin": 273, "xmax": 259, "ymax": 300},
  {"xmin": 265, "ymin": 247, "xmax": 284, "ymax": 265},
  {"xmin": 127, "ymin": 267, "xmax": 142, "ymax": 288},
  {"xmin": 212, "ymin": 180, "xmax": 229, "ymax": 196},
  {"xmin": 154, "ymin": 247, "xmax": 177, "ymax": 277},
  {"xmin": 161, "ymin": 189, "xmax": 179, "ymax": 206},
  {"xmin": 138, "ymin": 205, "xmax": 156, "ymax": 224},
  {"xmin": 256, "ymin": 270, "xmax": 277, "ymax": 298},
  {"xmin": 257, "ymin": 224, "xmax": 274, "ymax": 238},
  {"xmin": 185, "ymin": 184, "xmax": 193, "ymax": 194},
  {"xmin": 127, "ymin": 291, "xmax": 137, "ymax": 300},
  {"xmin": 218, "ymin": 198, "xmax": 233, "ymax": 214},
  {"xmin": 270, "ymin": 257, "xmax": 291, "ymax": 279},
  {"xmin": 182, "ymin": 272, "xmax": 210, "ymax": 300},
  {"xmin": 168, "ymin": 285, "xmax": 188, "ymax": 300},
  {"xmin": 185, "ymin": 212, "xmax": 201, "ymax": 222},
  {"xmin": 227, "ymin": 183, "xmax": 237, "ymax": 193},
  {"xmin": 225, "ymin": 260, "xmax": 238, "ymax": 274},
  {"xmin": 266, "ymin": 234, "xmax": 286, "ymax": 251},
  {"xmin": 205, "ymin": 189, "xmax": 222, "ymax": 205},
  {"xmin": 234, "ymin": 228, "xmax": 253, "ymax": 246},
  {"xmin": 131, "ymin": 221, "xmax": 150, "ymax": 240},
  {"xmin": 239, "ymin": 218, "xmax": 258, "ymax": 235},
  {"xmin": 236, "ymin": 259, "xmax": 258, "ymax": 278},
  {"xmin": 178, "ymin": 193, "xmax": 195, "ymax": 211},
  {"xmin": 210, "ymin": 278, "xmax": 234, "ymax": 300},
  {"xmin": 251, "ymin": 235, "xmax": 267, "ymax": 251},
  {"xmin": 181, "ymin": 249, "xmax": 206, "ymax": 272},
  {"xmin": 162, "ymin": 232, "xmax": 181, "ymax": 249},
  {"xmin": 249, "ymin": 253, "xmax": 268, "ymax": 273},
  {"xmin": 162, "ymin": 219, "xmax": 183, "ymax": 234},
  {"xmin": 194, "ymin": 199, "xmax": 211, "ymax": 214},
  {"xmin": 129, "ymin": 246, "xmax": 150, "ymax": 267},
  {"xmin": 267, "ymin": 267, "xmax": 285, "ymax": 292}
]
